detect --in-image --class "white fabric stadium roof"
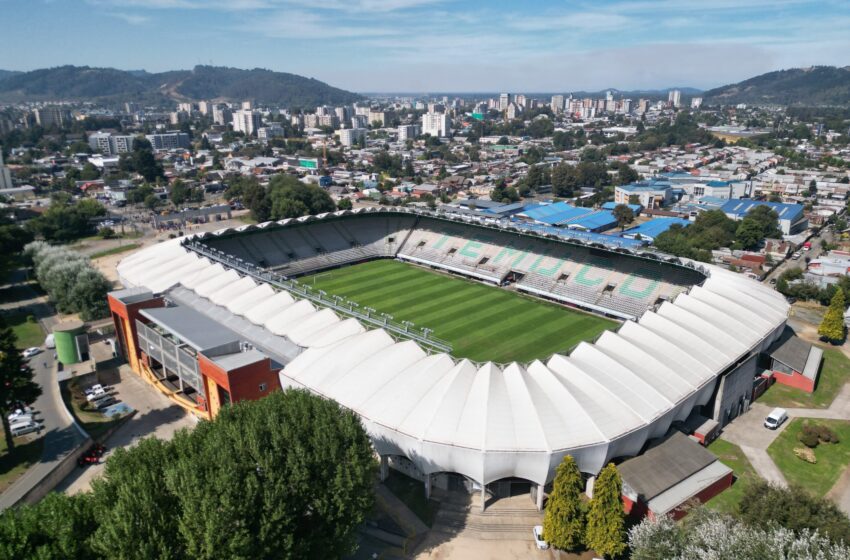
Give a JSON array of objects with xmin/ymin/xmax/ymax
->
[{"xmin": 117, "ymin": 215, "xmax": 788, "ymax": 486}]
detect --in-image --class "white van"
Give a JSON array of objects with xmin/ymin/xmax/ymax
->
[
  {"xmin": 10, "ymin": 421, "xmax": 40, "ymax": 437},
  {"xmin": 764, "ymin": 408, "xmax": 788, "ymax": 430},
  {"xmin": 44, "ymin": 334, "xmax": 55, "ymax": 349}
]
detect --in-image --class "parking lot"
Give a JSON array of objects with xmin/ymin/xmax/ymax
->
[{"xmin": 56, "ymin": 365, "xmax": 197, "ymax": 494}]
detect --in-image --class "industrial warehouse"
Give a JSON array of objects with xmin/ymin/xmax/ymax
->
[{"xmin": 110, "ymin": 207, "xmax": 800, "ymax": 515}]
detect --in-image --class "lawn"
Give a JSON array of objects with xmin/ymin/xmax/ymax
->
[
  {"xmin": 0, "ymin": 311, "xmax": 45, "ymax": 349},
  {"xmin": 0, "ymin": 436, "xmax": 44, "ymax": 494},
  {"xmin": 767, "ymin": 418, "xmax": 850, "ymax": 496},
  {"xmin": 60, "ymin": 379, "xmax": 125, "ymax": 440},
  {"xmin": 90, "ymin": 243, "xmax": 142, "ymax": 259},
  {"xmin": 759, "ymin": 348, "xmax": 850, "ymax": 409},
  {"xmin": 300, "ymin": 259, "xmax": 618, "ymax": 363},
  {"xmin": 705, "ymin": 438, "xmax": 758, "ymax": 514},
  {"xmin": 383, "ymin": 470, "xmax": 441, "ymax": 527}
]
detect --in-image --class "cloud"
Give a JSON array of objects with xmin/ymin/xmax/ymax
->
[{"xmin": 107, "ymin": 12, "xmax": 150, "ymax": 24}]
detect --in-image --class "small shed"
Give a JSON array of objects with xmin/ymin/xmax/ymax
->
[
  {"xmin": 767, "ymin": 330, "xmax": 823, "ymax": 393},
  {"xmin": 620, "ymin": 431, "xmax": 733, "ymax": 521}
]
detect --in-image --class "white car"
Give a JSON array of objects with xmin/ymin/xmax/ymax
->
[
  {"xmin": 86, "ymin": 387, "xmax": 108, "ymax": 401},
  {"xmin": 533, "ymin": 525, "xmax": 548, "ymax": 550},
  {"xmin": 10, "ymin": 420, "xmax": 41, "ymax": 438},
  {"xmin": 22, "ymin": 347, "xmax": 41, "ymax": 358}
]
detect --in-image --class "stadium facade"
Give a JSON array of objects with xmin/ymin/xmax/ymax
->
[{"xmin": 111, "ymin": 208, "xmax": 789, "ymax": 509}]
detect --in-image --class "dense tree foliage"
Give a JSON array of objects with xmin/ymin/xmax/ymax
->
[
  {"xmin": 0, "ymin": 389, "xmax": 375, "ymax": 560},
  {"xmin": 550, "ymin": 162, "xmax": 611, "ymax": 198},
  {"xmin": 633, "ymin": 112, "xmax": 718, "ymax": 151},
  {"xmin": 543, "ymin": 456, "xmax": 586, "ymax": 551},
  {"xmin": 119, "ymin": 138, "xmax": 164, "ymax": 183},
  {"xmin": 25, "ymin": 242, "xmax": 111, "ymax": 320},
  {"xmin": 653, "ymin": 210, "xmax": 738, "ymax": 262},
  {"xmin": 629, "ymin": 507, "xmax": 850, "ymax": 560},
  {"xmin": 0, "ymin": 492, "xmax": 97, "ymax": 559},
  {"xmin": 25, "ymin": 194, "xmax": 106, "ymax": 243},
  {"xmin": 269, "ymin": 175, "xmax": 336, "ymax": 219},
  {"xmin": 737, "ymin": 481, "xmax": 850, "ymax": 545},
  {"xmin": 735, "ymin": 205, "xmax": 783, "ymax": 250},
  {"xmin": 0, "ymin": 316, "xmax": 42, "ymax": 451},
  {"xmin": 612, "ymin": 204, "xmax": 635, "ymax": 231},
  {"xmin": 585, "ymin": 463, "xmax": 625, "ymax": 558}
]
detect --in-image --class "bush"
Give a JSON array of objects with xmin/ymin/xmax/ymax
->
[
  {"xmin": 799, "ymin": 425, "xmax": 820, "ymax": 448},
  {"xmin": 815, "ymin": 424, "xmax": 840, "ymax": 444},
  {"xmin": 99, "ymin": 227, "xmax": 117, "ymax": 239},
  {"xmin": 26, "ymin": 315, "xmax": 36, "ymax": 323}
]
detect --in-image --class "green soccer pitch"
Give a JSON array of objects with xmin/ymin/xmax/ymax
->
[{"xmin": 299, "ymin": 259, "xmax": 618, "ymax": 363}]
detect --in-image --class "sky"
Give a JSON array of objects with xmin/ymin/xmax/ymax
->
[{"xmin": 1, "ymin": 0, "xmax": 849, "ymax": 93}]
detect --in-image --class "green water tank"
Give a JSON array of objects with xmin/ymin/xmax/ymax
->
[{"xmin": 53, "ymin": 320, "xmax": 86, "ymax": 365}]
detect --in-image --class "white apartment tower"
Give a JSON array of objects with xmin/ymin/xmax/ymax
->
[
  {"xmin": 421, "ymin": 113, "xmax": 451, "ymax": 137},
  {"xmin": 668, "ymin": 89, "xmax": 682, "ymax": 108},
  {"xmin": 232, "ymin": 109, "xmax": 262, "ymax": 136},
  {"xmin": 550, "ymin": 95, "xmax": 565, "ymax": 113}
]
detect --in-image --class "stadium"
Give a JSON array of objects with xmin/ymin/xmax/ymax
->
[{"xmin": 111, "ymin": 207, "xmax": 789, "ymax": 510}]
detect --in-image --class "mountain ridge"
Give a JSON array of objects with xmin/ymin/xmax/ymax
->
[
  {"xmin": 704, "ymin": 66, "xmax": 850, "ymax": 106},
  {"xmin": 0, "ymin": 65, "xmax": 363, "ymax": 107}
]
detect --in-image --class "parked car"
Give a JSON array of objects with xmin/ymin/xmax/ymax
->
[
  {"xmin": 77, "ymin": 443, "xmax": 107, "ymax": 467},
  {"xmin": 86, "ymin": 386, "xmax": 108, "ymax": 401},
  {"xmin": 8, "ymin": 413, "xmax": 35, "ymax": 425},
  {"xmin": 10, "ymin": 420, "xmax": 41, "ymax": 438},
  {"xmin": 22, "ymin": 347, "xmax": 41, "ymax": 358},
  {"xmin": 764, "ymin": 407, "xmax": 788, "ymax": 430},
  {"xmin": 533, "ymin": 525, "xmax": 548, "ymax": 550},
  {"xmin": 44, "ymin": 334, "xmax": 55, "ymax": 349},
  {"xmin": 93, "ymin": 396, "xmax": 117, "ymax": 410}
]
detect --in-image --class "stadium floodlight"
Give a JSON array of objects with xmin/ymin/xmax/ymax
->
[
  {"xmin": 364, "ymin": 306, "xmax": 376, "ymax": 318},
  {"xmin": 401, "ymin": 320, "xmax": 414, "ymax": 332},
  {"xmin": 421, "ymin": 327, "xmax": 433, "ymax": 338},
  {"xmin": 381, "ymin": 313, "xmax": 393, "ymax": 325},
  {"xmin": 318, "ymin": 289, "xmax": 326, "ymax": 296}
]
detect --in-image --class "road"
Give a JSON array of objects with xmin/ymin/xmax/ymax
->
[
  {"xmin": 0, "ymin": 278, "xmax": 88, "ymax": 511},
  {"xmin": 764, "ymin": 225, "xmax": 835, "ymax": 283}
]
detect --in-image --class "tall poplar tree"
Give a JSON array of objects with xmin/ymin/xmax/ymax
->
[
  {"xmin": 543, "ymin": 455, "xmax": 586, "ymax": 550},
  {"xmin": 585, "ymin": 463, "xmax": 626, "ymax": 558}
]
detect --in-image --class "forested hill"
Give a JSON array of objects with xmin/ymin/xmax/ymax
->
[
  {"xmin": 0, "ymin": 65, "xmax": 363, "ymax": 107},
  {"xmin": 704, "ymin": 66, "xmax": 850, "ymax": 106}
]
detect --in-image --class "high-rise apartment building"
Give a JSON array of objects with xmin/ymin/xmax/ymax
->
[
  {"xmin": 499, "ymin": 93, "xmax": 512, "ymax": 110},
  {"xmin": 232, "ymin": 109, "xmax": 262, "ymax": 136},
  {"xmin": 34, "ymin": 106, "xmax": 71, "ymax": 128},
  {"xmin": 88, "ymin": 132, "xmax": 136, "ymax": 155},
  {"xmin": 398, "ymin": 124, "xmax": 421, "ymax": 141},
  {"xmin": 213, "ymin": 105, "xmax": 232, "ymax": 126},
  {"xmin": 551, "ymin": 95, "xmax": 565, "ymax": 113},
  {"xmin": 668, "ymin": 89, "xmax": 682, "ymax": 108},
  {"xmin": 339, "ymin": 128, "xmax": 367, "ymax": 147},
  {"xmin": 0, "ymin": 152, "xmax": 13, "ymax": 190},
  {"xmin": 421, "ymin": 112, "xmax": 451, "ymax": 137},
  {"xmin": 147, "ymin": 132, "xmax": 191, "ymax": 150}
]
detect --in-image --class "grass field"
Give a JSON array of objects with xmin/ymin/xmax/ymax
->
[
  {"xmin": 705, "ymin": 439, "xmax": 758, "ymax": 514},
  {"xmin": 300, "ymin": 259, "xmax": 617, "ymax": 363},
  {"xmin": 0, "ymin": 311, "xmax": 45, "ymax": 349},
  {"xmin": 767, "ymin": 418, "xmax": 850, "ymax": 496},
  {"xmin": 759, "ymin": 348, "xmax": 850, "ymax": 409}
]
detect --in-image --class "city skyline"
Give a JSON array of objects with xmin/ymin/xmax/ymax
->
[{"xmin": 2, "ymin": 0, "xmax": 850, "ymax": 93}]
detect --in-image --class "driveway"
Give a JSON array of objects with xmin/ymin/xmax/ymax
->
[{"xmin": 720, "ymin": 402, "xmax": 789, "ymax": 487}]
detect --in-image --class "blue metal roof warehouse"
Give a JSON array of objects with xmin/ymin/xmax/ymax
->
[
  {"xmin": 720, "ymin": 199, "xmax": 807, "ymax": 235},
  {"xmin": 621, "ymin": 217, "xmax": 692, "ymax": 242}
]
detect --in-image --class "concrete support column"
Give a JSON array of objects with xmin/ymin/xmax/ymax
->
[
  {"xmin": 379, "ymin": 455, "xmax": 388, "ymax": 482},
  {"xmin": 480, "ymin": 483, "xmax": 487, "ymax": 512},
  {"xmin": 424, "ymin": 474, "xmax": 431, "ymax": 499},
  {"xmin": 586, "ymin": 475, "xmax": 596, "ymax": 499},
  {"xmin": 536, "ymin": 484, "xmax": 545, "ymax": 511}
]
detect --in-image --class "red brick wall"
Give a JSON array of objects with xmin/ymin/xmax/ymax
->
[
  {"xmin": 771, "ymin": 370, "xmax": 815, "ymax": 393},
  {"xmin": 197, "ymin": 354, "xmax": 279, "ymax": 416}
]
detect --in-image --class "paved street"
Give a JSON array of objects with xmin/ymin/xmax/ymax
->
[{"xmin": 0, "ymin": 282, "xmax": 87, "ymax": 511}]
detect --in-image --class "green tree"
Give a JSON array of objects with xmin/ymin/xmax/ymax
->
[
  {"xmin": 0, "ymin": 316, "xmax": 42, "ymax": 451},
  {"xmin": 169, "ymin": 180, "xmax": 190, "ymax": 205},
  {"xmin": 585, "ymin": 463, "xmax": 625, "ymax": 558},
  {"xmin": 336, "ymin": 198, "xmax": 353, "ymax": 210},
  {"xmin": 269, "ymin": 175, "xmax": 335, "ymax": 220},
  {"xmin": 612, "ymin": 204, "xmax": 635, "ymax": 231},
  {"xmin": 735, "ymin": 205, "xmax": 782, "ymax": 249},
  {"xmin": 818, "ymin": 289, "xmax": 846, "ymax": 342},
  {"xmin": 543, "ymin": 456, "xmax": 586, "ymax": 550},
  {"xmin": 0, "ymin": 492, "xmax": 97, "ymax": 559},
  {"xmin": 167, "ymin": 389, "xmax": 374, "ymax": 559},
  {"xmin": 92, "ymin": 437, "xmax": 183, "ymax": 559},
  {"xmin": 738, "ymin": 480, "xmax": 850, "ymax": 545}
]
